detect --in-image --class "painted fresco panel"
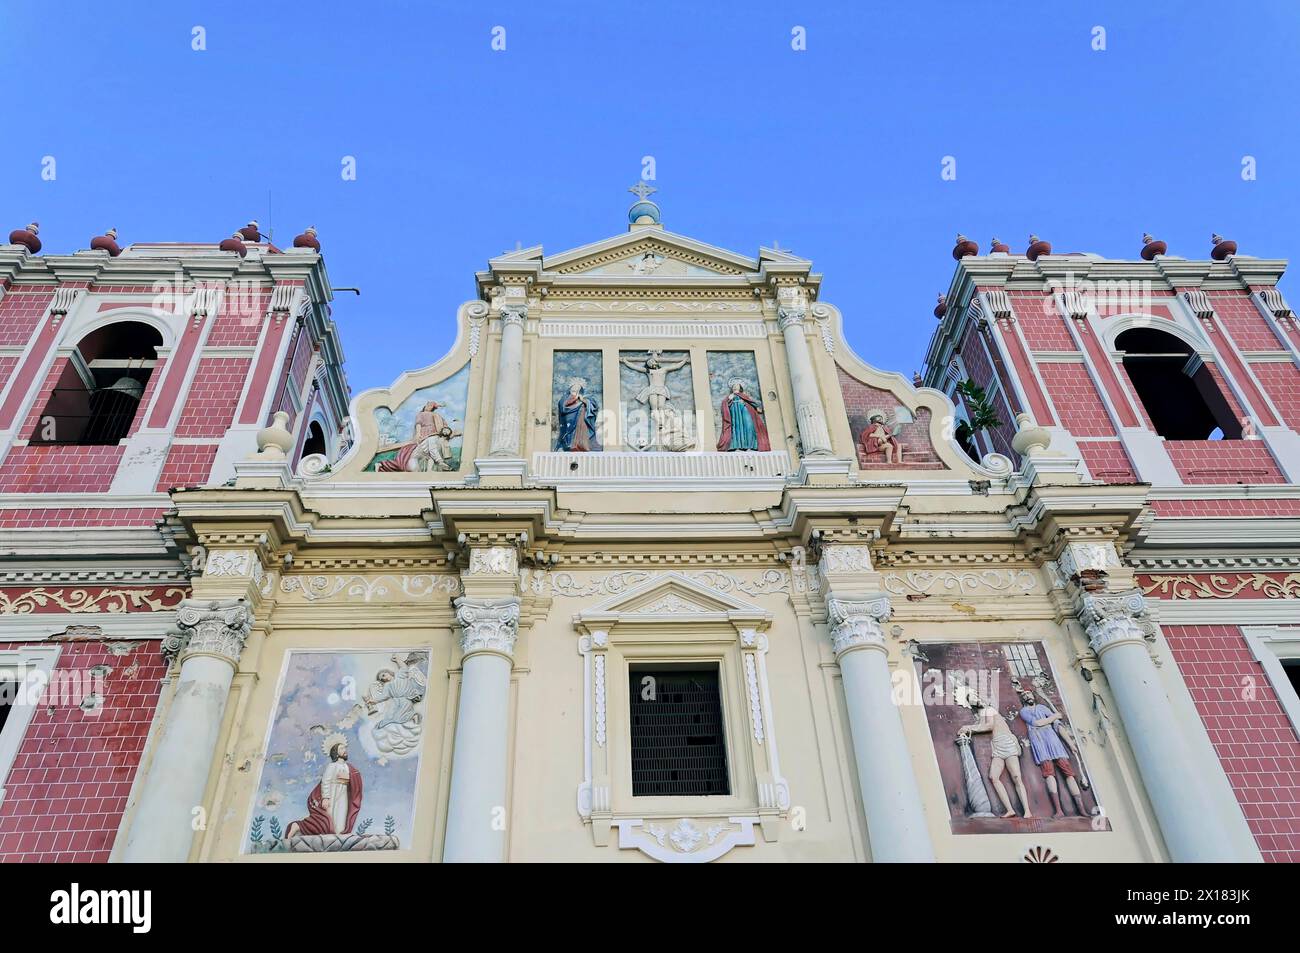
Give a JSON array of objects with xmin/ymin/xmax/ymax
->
[
  {"xmin": 618, "ymin": 349, "xmax": 696, "ymax": 450},
  {"xmin": 551, "ymin": 350, "xmax": 605, "ymax": 451},
  {"xmin": 365, "ymin": 364, "xmax": 469, "ymax": 472},
  {"xmin": 914, "ymin": 641, "xmax": 1108, "ymax": 834},
  {"xmin": 245, "ymin": 650, "xmax": 430, "ymax": 853}
]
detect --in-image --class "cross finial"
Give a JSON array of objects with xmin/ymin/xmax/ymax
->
[
  {"xmin": 628, "ymin": 181, "xmax": 657, "ymax": 201},
  {"xmin": 772, "ymin": 239, "xmax": 784, "ymax": 252}
]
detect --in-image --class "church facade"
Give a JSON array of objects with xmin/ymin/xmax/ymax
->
[{"xmin": 1, "ymin": 201, "xmax": 1297, "ymax": 863}]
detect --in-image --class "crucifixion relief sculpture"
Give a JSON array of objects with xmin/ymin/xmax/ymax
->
[{"xmin": 620, "ymin": 349, "xmax": 695, "ymax": 451}]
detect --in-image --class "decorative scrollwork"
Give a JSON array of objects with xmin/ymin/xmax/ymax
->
[
  {"xmin": 1140, "ymin": 572, "xmax": 1300, "ymax": 600},
  {"xmin": 882, "ymin": 570, "xmax": 1037, "ymax": 597},
  {"xmin": 0, "ymin": 586, "xmax": 188, "ymax": 615},
  {"xmin": 279, "ymin": 574, "xmax": 462, "ymax": 603}
]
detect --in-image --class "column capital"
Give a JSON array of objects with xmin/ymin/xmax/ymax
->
[
  {"xmin": 454, "ymin": 596, "xmax": 521, "ymax": 659},
  {"xmin": 827, "ymin": 595, "xmax": 891, "ymax": 658},
  {"xmin": 1077, "ymin": 589, "xmax": 1152, "ymax": 656},
  {"xmin": 163, "ymin": 598, "xmax": 253, "ymax": 667},
  {"xmin": 777, "ymin": 306, "xmax": 807, "ymax": 330},
  {"xmin": 498, "ymin": 302, "xmax": 527, "ymax": 325}
]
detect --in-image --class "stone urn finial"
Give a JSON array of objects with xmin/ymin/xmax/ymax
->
[
  {"xmin": 292, "ymin": 225, "xmax": 320, "ymax": 251},
  {"xmin": 1140, "ymin": 233, "xmax": 1166, "ymax": 260},
  {"xmin": 219, "ymin": 231, "xmax": 248, "ymax": 257},
  {"xmin": 255, "ymin": 411, "xmax": 294, "ymax": 459},
  {"xmin": 952, "ymin": 234, "xmax": 979, "ymax": 260},
  {"xmin": 8, "ymin": 221, "xmax": 41, "ymax": 253},
  {"xmin": 1211, "ymin": 233, "xmax": 1237, "ymax": 260},
  {"xmin": 934, "ymin": 293, "xmax": 948, "ymax": 318},
  {"xmin": 239, "ymin": 220, "xmax": 262, "ymax": 243},
  {"xmin": 90, "ymin": 227, "xmax": 122, "ymax": 256},
  {"xmin": 1026, "ymin": 234, "xmax": 1052, "ymax": 260},
  {"xmin": 1010, "ymin": 412, "xmax": 1052, "ymax": 457},
  {"xmin": 989, "ymin": 236, "xmax": 1010, "ymax": 254}
]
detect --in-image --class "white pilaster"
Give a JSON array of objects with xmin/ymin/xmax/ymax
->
[
  {"xmin": 1078, "ymin": 590, "xmax": 1251, "ymax": 862},
  {"xmin": 827, "ymin": 595, "xmax": 935, "ymax": 862},
  {"xmin": 443, "ymin": 596, "xmax": 519, "ymax": 863},
  {"xmin": 777, "ymin": 306, "xmax": 833, "ymax": 456},
  {"xmin": 488, "ymin": 304, "xmax": 526, "ymax": 457},
  {"xmin": 120, "ymin": 598, "xmax": 252, "ymax": 863}
]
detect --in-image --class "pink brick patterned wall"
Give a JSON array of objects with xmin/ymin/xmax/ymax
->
[
  {"xmin": 1251, "ymin": 362, "xmax": 1300, "ymax": 431},
  {"xmin": 1078, "ymin": 440, "xmax": 1138, "ymax": 483},
  {"xmin": 1209, "ymin": 292, "xmax": 1287, "ymax": 352},
  {"xmin": 957, "ymin": 324, "xmax": 1020, "ymax": 459},
  {"xmin": 1162, "ymin": 624, "xmax": 1300, "ymax": 862},
  {"xmin": 1038, "ymin": 362, "xmax": 1117, "ymax": 437},
  {"xmin": 1151, "ymin": 498, "xmax": 1300, "ymax": 518},
  {"xmin": 1007, "ymin": 291, "xmax": 1075, "ymax": 350},
  {"xmin": 0, "ymin": 288, "xmax": 55, "ymax": 346},
  {"xmin": 836, "ymin": 366, "xmax": 946, "ymax": 469},
  {"xmin": 205, "ymin": 289, "xmax": 270, "ymax": 348},
  {"xmin": 0, "ymin": 639, "xmax": 169, "ymax": 863},
  {"xmin": 154, "ymin": 443, "xmax": 219, "ymax": 491},
  {"xmin": 1165, "ymin": 439, "xmax": 1284, "ymax": 485},
  {"xmin": 0, "ymin": 445, "xmax": 124, "ymax": 493},
  {"xmin": 0, "ymin": 507, "xmax": 168, "ymax": 528},
  {"xmin": 173, "ymin": 357, "xmax": 251, "ymax": 438},
  {"xmin": 0, "ymin": 356, "xmax": 17, "ymax": 393}
]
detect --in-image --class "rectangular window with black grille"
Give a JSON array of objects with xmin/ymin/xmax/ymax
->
[{"xmin": 628, "ymin": 665, "xmax": 729, "ymax": 797}]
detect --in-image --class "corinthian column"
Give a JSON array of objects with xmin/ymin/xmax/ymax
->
[
  {"xmin": 120, "ymin": 599, "xmax": 252, "ymax": 862},
  {"xmin": 443, "ymin": 595, "xmax": 520, "ymax": 863},
  {"xmin": 777, "ymin": 306, "xmax": 833, "ymax": 455},
  {"xmin": 827, "ymin": 595, "xmax": 935, "ymax": 861},
  {"xmin": 1078, "ymin": 591, "xmax": 1243, "ymax": 861},
  {"xmin": 488, "ymin": 303, "xmax": 527, "ymax": 457}
]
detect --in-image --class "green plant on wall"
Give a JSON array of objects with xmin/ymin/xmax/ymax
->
[{"xmin": 953, "ymin": 379, "xmax": 1003, "ymax": 461}]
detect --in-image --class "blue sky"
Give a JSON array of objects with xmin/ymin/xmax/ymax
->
[{"xmin": 3, "ymin": 2, "xmax": 1298, "ymax": 393}]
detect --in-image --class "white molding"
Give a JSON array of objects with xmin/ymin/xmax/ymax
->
[
  {"xmin": 1241, "ymin": 626, "xmax": 1300, "ymax": 742},
  {"xmin": 612, "ymin": 816, "xmax": 759, "ymax": 863},
  {"xmin": 0, "ymin": 612, "xmax": 174, "ymax": 642},
  {"xmin": 0, "ymin": 644, "xmax": 62, "ymax": 809},
  {"xmin": 1147, "ymin": 598, "xmax": 1300, "ymax": 626},
  {"xmin": 532, "ymin": 450, "xmax": 792, "ymax": 490}
]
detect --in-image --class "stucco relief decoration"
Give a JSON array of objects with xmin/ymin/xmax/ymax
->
[
  {"xmin": 549, "ymin": 568, "xmax": 789, "ymax": 599},
  {"xmin": 826, "ymin": 596, "xmax": 890, "ymax": 656},
  {"xmin": 619, "ymin": 349, "xmax": 696, "ymax": 451},
  {"xmin": 614, "ymin": 817, "xmax": 759, "ymax": 864},
  {"xmin": 163, "ymin": 599, "xmax": 253, "ymax": 665},
  {"xmin": 467, "ymin": 547, "xmax": 518, "ymax": 576},
  {"xmin": 204, "ymin": 549, "xmax": 262, "ymax": 581},
  {"xmin": 837, "ymin": 369, "xmax": 944, "ymax": 469},
  {"xmin": 1057, "ymin": 542, "xmax": 1117, "ymax": 584},
  {"xmin": 819, "ymin": 545, "xmax": 874, "ymax": 587},
  {"xmin": 916, "ymin": 641, "xmax": 1108, "ymax": 835},
  {"xmin": 706, "ymin": 351, "xmax": 770, "ymax": 452},
  {"xmin": 551, "ymin": 351, "xmax": 604, "ymax": 452},
  {"xmin": 0, "ymin": 586, "xmax": 187, "ymax": 615},
  {"xmin": 1140, "ymin": 572, "xmax": 1300, "ymax": 600},
  {"xmin": 455, "ymin": 598, "xmax": 520, "ymax": 656},
  {"xmin": 1078, "ymin": 591, "xmax": 1153, "ymax": 653},
  {"xmin": 365, "ymin": 363, "xmax": 469, "ymax": 472},
  {"xmin": 883, "ymin": 570, "xmax": 1037, "ymax": 597},
  {"xmin": 280, "ymin": 574, "xmax": 462, "ymax": 603},
  {"xmin": 245, "ymin": 649, "xmax": 431, "ymax": 854}
]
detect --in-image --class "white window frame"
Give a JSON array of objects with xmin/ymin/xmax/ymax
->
[
  {"xmin": 1241, "ymin": 626, "xmax": 1300, "ymax": 741},
  {"xmin": 0, "ymin": 645, "xmax": 62, "ymax": 809}
]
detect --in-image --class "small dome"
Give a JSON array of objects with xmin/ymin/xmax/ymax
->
[{"xmin": 628, "ymin": 200, "xmax": 661, "ymax": 226}]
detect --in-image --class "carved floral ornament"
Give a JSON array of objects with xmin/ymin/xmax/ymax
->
[
  {"xmin": 1140, "ymin": 572, "xmax": 1300, "ymax": 600},
  {"xmin": 1076, "ymin": 590, "xmax": 1154, "ymax": 656},
  {"xmin": 0, "ymin": 586, "xmax": 187, "ymax": 615},
  {"xmin": 826, "ymin": 596, "xmax": 892, "ymax": 658},
  {"xmin": 454, "ymin": 597, "xmax": 520, "ymax": 657},
  {"xmin": 280, "ymin": 574, "xmax": 462, "ymax": 603},
  {"xmin": 161, "ymin": 598, "xmax": 253, "ymax": 666}
]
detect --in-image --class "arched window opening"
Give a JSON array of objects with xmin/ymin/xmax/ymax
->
[
  {"xmin": 31, "ymin": 322, "xmax": 162, "ymax": 446},
  {"xmin": 1116, "ymin": 328, "xmax": 1240, "ymax": 440},
  {"xmin": 301, "ymin": 420, "xmax": 327, "ymax": 460}
]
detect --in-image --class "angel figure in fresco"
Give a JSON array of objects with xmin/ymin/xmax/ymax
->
[
  {"xmin": 716, "ymin": 379, "xmax": 771, "ymax": 452},
  {"xmin": 363, "ymin": 654, "xmax": 427, "ymax": 757},
  {"xmin": 555, "ymin": 377, "xmax": 601, "ymax": 452},
  {"xmin": 621, "ymin": 350, "xmax": 692, "ymax": 450},
  {"xmin": 377, "ymin": 401, "xmax": 460, "ymax": 472},
  {"xmin": 285, "ymin": 736, "xmax": 363, "ymax": 838},
  {"xmin": 958, "ymin": 700, "xmax": 1031, "ymax": 818},
  {"xmin": 859, "ymin": 409, "xmax": 907, "ymax": 464}
]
